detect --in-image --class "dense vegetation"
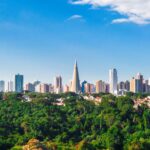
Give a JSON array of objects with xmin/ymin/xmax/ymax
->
[{"xmin": 0, "ymin": 92, "xmax": 150, "ymax": 150}]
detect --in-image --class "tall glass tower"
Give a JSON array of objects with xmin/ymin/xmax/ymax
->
[
  {"xmin": 15, "ymin": 74, "xmax": 24, "ymax": 93},
  {"xmin": 0, "ymin": 80, "xmax": 5, "ymax": 92}
]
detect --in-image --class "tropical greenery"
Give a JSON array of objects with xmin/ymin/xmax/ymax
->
[{"xmin": 0, "ymin": 92, "xmax": 150, "ymax": 150}]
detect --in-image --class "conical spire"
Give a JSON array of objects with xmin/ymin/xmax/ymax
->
[{"xmin": 71, "ymin": 60, "xmax": 81, "ymax": 93}]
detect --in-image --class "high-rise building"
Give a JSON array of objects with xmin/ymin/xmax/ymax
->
[
  {"xmin": 130, "ymin": 77, "xmax": 135, "ymax": 93},
  {"xmin": 136, "ymin": 73, "xmax": 143, "ymax": 93},
  {"xmin": 84, "ymin": 83, "xmax": 91, "ymax": 93},
  {"xmin": 40, "ymin": 84, "xmax": 49, "ymax": 93},
  {"xmin": 143, "ymin": 80, "xmax": 149, "ymax": 93},
  {"xmin": 15, "ymin": 74, "xmax": 24, "ymax": 93},
  {"xmin": 90, "ymin": 84, "xmax": 95, "ymax": 93},
  {"xmin": 33, "ymin": 81, "xmax": 41, "ymax": 92},
  {"xmin": 35, "ymin": 84, "xmax": 41, "ymax": 93},
  {"xmin": 96, "ymin": 80, "xmax": 106, "ymax": 93},
  {"xmin": 96, "ymin": 80, "xmax": 100, "ymax": 93},
  {"xmin": 130, "ymin": 73, "xmax": 144, "ymax": 93},
  {"xmin": 148, "ymin": 78, "xmax": 150, "ymax": 86},
  {"xmin": 33, "ymin": 81, "xmax": 41, "ymax": 87},
  {"xmin": 0, "ymin": 80, "xmax": 5, "ymax": 92},
  {"xmin": 105, "ymin": 83, "xmax": 110, "ymax": 93},
  {"xmin": 64, "ymin": 84, "xmax": 69, "ymax": 93},
  {"xmin": 25, "ymin": 83, "xmax": 35, "ymax": 92},
  {"xmin": 130, "ymin": 77, "xmax": 139, "ymax": 93},
  {"xmin": 84, "ymin": 83, "xmax": 95, "ymax": 94},
  {"xmin": 54, "ymin": 76, "xmax": 63, "ymax": 93},
  {"xmin": 8, "ymin": 81, "xmax": 13, "ymax": 92},
  {"xmin": 125, "ymin": 80, "xmax": 130, "ymax": 91},
  {"xmin": 109, "ymin": 69, "xmax": 118, "ymax": 95},
  {"xmin": 118, "ymin": 81, "xmax": 125, "ymax": 90},
  {"xmin": 81, "ymin": 80, "xmax": 87, "ymax": 93},
  {"xmin": 69, "ymin": 81, "xmax": 72, "ymax": 92},
  {"xmin": 49, "ymin": 84, "xmax": 54, "ymax": 93},
  {"xmin": 34, "ymin": 83, "xmax": 50, "ymax": 93},
  {"xmin": 71, "ymin": 60, "xmax": 81, "ymax": 93}
]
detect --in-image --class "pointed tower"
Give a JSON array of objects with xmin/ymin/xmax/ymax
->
[{"xmin": 71, "ymin": 60, "xmax": 81, "ymax": 93}]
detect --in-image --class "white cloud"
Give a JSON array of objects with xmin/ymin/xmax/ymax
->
[
  {"xmin": 67, "ymin": 15, "xmax": 84, "ymax": 21},
  {"xmin": 70, "ymin": 0, "xmax": 150, "ymax": 24}
]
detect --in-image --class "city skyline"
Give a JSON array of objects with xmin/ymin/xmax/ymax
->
[
  {"xmin": 0, "ymin": 61, "xmax": 150, "ymax": 87},
  {"xmin": 0, "ymin": 0, "xmax": 150, "ymax": 84},
  {"xmin": 0, "ymin": 61, "xmax": 150, "ymax": 96}
]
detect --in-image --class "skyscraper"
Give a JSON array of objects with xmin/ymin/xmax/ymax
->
[
  {"xmin": 35, "ymin": 84, "xmax": 41, "ymax": 93},
  {"xmin": 54, "ymin": 76, "xmax": 63, "ymax": 93},
  {"xmin": 84, "ymin": 83, "xmax": 91, "ymax": 93},
  {"xmin": 136, "ymin": 73, "xmax": 143, "ymax": 93},
  {"xmin": 25, "ymin": 83, "xmax": 35, "ymax": 92},
  {"xmin": 109, "ymin": 68, "xmax": 118, "ymax": 95},
  {"xmin": 64, "ymin": 84, "xmax": 69, "ymax": 93},
  {"xmin": 0, "ymin": 80, "xmax": 5, "ymax": 92},
  {"xmin": 81, "ymin": 80, "xmax": 87, "ymax": 93},
  {"xmin": 15, "ymin": 74, "xmax": 24, "ymax": 93},
  {"xmin": 143, "ymin": 80, "xmax": 149, "ymax": 93},
  {"xmin": 130, "ymin": 77, "xmax": 139, "ymax": 93},
  {"xmin": 96, "ymin": 80, "xmax": 106, "ymax": 93},
  {"xmin": 118, "ymin": 81, "xmax": 125, "ymax": 90},
  {"xmin": 125, "ymin": 80, "xmax": 130, "ymax": 91},
  {"xmin": 71, "ymin": 60, "xmax": 81, "ymax": 93},
  {"xmin": 130, "ymin": 73, "xmax": 144, "ymax": 93},
  {"xmin": 49, "ymin": 84, "xmax": 54, "ymax": 93},
  {"xmin": 8, "ymin": 81, "xmax": 13, "ymax": 92},
  {"xmin": 40, "ymin": 84, "xmax": 49, "ymax": 93},
  {"xmin": 105, "ymin": 83, "xmax": 110, "ymax": 93},
  {"xmin": 69, "ymin": 81, "xmax": 72, "ymax": 91},
  {"xmin": 90, "ymin": 84, "xmax": 96, "ymax": 93}
]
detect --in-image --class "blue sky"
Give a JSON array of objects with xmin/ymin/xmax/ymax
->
[{"xmin": 0, "ymin": 0, "xmax": 150, "ymax": 84}]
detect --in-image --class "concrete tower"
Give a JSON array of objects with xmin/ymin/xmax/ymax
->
[
  {"xmin": 54, "ymin": 76, "xmax": 63, "ymax": 93},
  {"xmin": 109, "ymin": 68, "xmax": 118, "ymax": 95},
  {"xmin": 71, "ymin": 60, "xmax": 81, "ymax": 93}
]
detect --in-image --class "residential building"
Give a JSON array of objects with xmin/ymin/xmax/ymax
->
[
  {"xmin": 96, "ymin": 80, "xmax": 106, "ymax": 93},
  {"xmin": 41, "ymin": 84, "xmax": 49, "ymax": 93},
  {"xmin": 25, "ymin": 83, "xmax": 35, "ymax": 92}
]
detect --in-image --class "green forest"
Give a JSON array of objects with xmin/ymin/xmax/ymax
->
[{"xmin": 0, "ymin": 92, "xmax": 150, "ymax": 150}]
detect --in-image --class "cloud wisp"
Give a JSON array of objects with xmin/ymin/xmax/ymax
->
[
  {"xmin": 70, "ymin": 0, "xmax": 150, "ymax": 25},
  {"xmin": 67, "ymin": 14, "xmax": 84, "ymax": 21}
]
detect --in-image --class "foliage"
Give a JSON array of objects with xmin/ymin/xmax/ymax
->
[{"xmin": 0, "ymin": 93, "xmax": 150, "ymax": 149}]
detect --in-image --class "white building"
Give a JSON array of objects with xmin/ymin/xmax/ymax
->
[
  {"xmin": 35, "ymin": 84, "xmax": 41, "ymax": 93},
  {"xmin": 8, "ymin": 81, "xmax": 13, "ymax": 92},
  {"xmin": 109, "ymin": 68, "xmax": 118, "ymax": 95}
]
